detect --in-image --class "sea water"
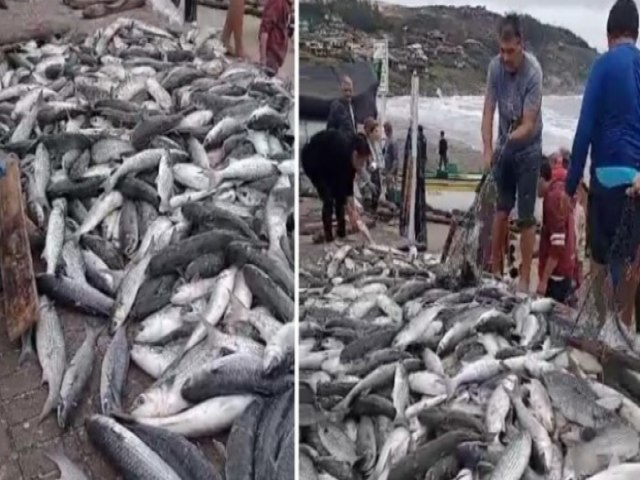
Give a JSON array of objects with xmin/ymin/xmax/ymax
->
[
  {"xmin": 385, "ymin": 94, "xmax": 582, "ymax": 156},
  {"xmin": 385, "ymin": 94, "xmax": 584, "ymax": 212}
]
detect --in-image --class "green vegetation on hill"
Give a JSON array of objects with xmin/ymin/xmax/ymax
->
[{"xmin": 300, "ymin": 1, "xmax": 599, "ymax": 96}]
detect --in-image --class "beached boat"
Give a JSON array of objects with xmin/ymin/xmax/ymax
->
[{"xmin": 425, "ymin": 172, "xmax": 483, "ymax": 192}]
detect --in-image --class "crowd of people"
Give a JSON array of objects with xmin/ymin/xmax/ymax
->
[
  {"xmin": 303, "ymin": 74, "xmax": 450, "ymax": 246},
  {"xmin": 303, "ymin": 0, "xmax": 640, "ymax": 333}
]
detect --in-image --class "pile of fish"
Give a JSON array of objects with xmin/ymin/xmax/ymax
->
[
  {"xmin": 0, "ymin": 17, "xmax": 294, "ymax": 479},
  {"xmin": 299, "ymin": 244, "xmax": 640, "ymax": 480}
]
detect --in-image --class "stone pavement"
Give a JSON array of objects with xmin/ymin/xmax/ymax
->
[{"xmin": 0, "ymin": 305, "xmax": 127, "ymax": 479}]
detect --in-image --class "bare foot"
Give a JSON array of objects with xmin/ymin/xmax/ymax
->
[{"xmin": 223, "ymin": 42, "xmax": 235, "ymax": 56}]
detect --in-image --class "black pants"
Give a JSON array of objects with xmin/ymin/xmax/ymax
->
[
  {"xmin": 635, "ymin": 283, "xmax": 640, "ymax": 332},
  {"xmin": 546, "ymin": 277, "xmax": 572, "ymax": 304},
  {"xmin": 184, "ymin": 0, "xmax": 197, "ymax": 22},
  {"xmin": 439, "ymin": 153, "xmax": 448, "ymax": 170},
  {"xmin": 310, "ymin": 176, "xmax": 346, "ymax": 242}
]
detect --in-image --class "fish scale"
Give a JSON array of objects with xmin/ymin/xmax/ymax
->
[{"xmin": 86, "ymin": 415, "xmax": 182, "ymax": 480}]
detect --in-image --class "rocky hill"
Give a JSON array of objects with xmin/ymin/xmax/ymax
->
[{"xmin": 299, "ymin": 1, "xmax": 599, "ymax": 96}]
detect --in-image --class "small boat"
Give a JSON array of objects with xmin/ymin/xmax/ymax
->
[{"xmin": 425, "ymin": 172, "xmax": 483, "ymax": 192}]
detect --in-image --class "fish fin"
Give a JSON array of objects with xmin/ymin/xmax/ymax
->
[
  {"xmin": 224, "ymin": 293, "xmax": 250, "ymax": 325},
  {"xmin": 208, "ymin": 170, "xmax": 222, "ymax": 189},
  {"xmin": 18, "ymin": 346, "xmax": 37, "ymax": 367},
  {"xmin": 608, "ymin": 454, "xmax": 621, "ymax": 468},
  {"xmin": 38, "ymin": 392, "xmax": 58, "ymax": 424},
  {"xmin": 111, "ymin": 410, "xmax": 136, "ymax": 424},
  {"xmin": 210, "ymin": 438, "xmax": 227, "ymax": 463},
  {"xmin": 43, "ymin": 442, "xmax": 66, "ymax": 464},
  {"xmin": 444, "ymin": 376, "xmax": 457, "ymax": 399},
  {"xmin": 18, "ymin": 328, "xmax": 36, "ymax": 366}
]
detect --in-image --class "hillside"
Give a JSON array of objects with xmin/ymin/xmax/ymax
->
[{"xmin": 299, "ymin": 1, "xmax": 599, "ymax": 96}]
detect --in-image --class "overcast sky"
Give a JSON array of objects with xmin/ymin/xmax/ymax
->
[{"xmin": 381, "ymin": 0, "xmax": 621, "ymax": 52}]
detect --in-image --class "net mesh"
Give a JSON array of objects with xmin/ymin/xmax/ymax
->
[
  {"xmin": 442, "ymin": 171, "xmax": 497, "ymax": 287},
  {"xmin": 443, "ymin": 149, "xmax": 640, "ymax": 354},
  {"xmin": 570, "ymin": 197, "xmax": 640, "ymax": 352}
]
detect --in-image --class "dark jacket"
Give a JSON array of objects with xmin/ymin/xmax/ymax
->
[
  {"xmin": 439, "ymin": 138, "xmax": 448, "ymax": 156},
  {"xmin": 404, "ymin": 130, "xmax": 427, "ymax": 164},
  {"xmin": 384, "ymin": 138, "xmax": 398, "ymax": 172},
  {"xmin": 327, "ymin": 98, "xmax": 356, "ymax": 134},
  {"xmin": 301, "ymin": 129, "xmax": 356, "ymax": 201}
]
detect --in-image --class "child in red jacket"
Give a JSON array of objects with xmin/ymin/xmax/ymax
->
[{"xmin": 537, "ymin": 154, "xmax": 576, "ymax": 303}]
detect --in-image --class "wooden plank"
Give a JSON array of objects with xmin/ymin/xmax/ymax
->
[{"xmin": 0, "ymin": 154, "xmax": 39, "ymax": 342}]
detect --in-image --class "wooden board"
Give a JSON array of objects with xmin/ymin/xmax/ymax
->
[{"xmin": 0, "ymin": 154, "xmax": 39, "ymax": 342}]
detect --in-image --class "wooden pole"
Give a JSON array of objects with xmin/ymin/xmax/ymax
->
[{"xmin": 0, "ymin": 154, "xmax": 39, "ymax": 342}]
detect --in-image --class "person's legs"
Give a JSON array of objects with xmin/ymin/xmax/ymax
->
[
  {"xmin": 221, "ymin": 4, "xmax": 234, "ymax": 54},
  {"xmin": 305, "ymin": 168, "xmax": 334, "ymax": 243},
  {"xmin": 546, "ymin": 277, "xmax": 572, "ymax": 304},
  {"xmin": 334, "ymin": 197, "xmax": 347, "ymax": 239},
  {"xmin": 230, "ymin": 0, "xmax": 246, "ymax": 57},
  {"xmin": 587, "ymin": 186, "xmax": 615, "ymax": 328},
  {"xmin": 515, "ymin": 151, "xmax": 541, "ymax": 292},
  {"xmin": 615, "ymin": 199, "xmax": 640, "ymax": 331},
  {"xmin": 184, "ymin": 0, "xmax": 197, "ymax": 23},
  {"xmin": 491, "ymin": 155, "xmax": 515, "ymax": 278},
  {"xmin": 635, "ymin": 280, "xmax": 640, "ymax": 333}
]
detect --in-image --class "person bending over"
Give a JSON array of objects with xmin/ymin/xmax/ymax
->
[
  {"xmin": 481, "ymin": 13, "xmax": 544, "ymax": 291},
  {"xmin": 566, "ymin": 0, "xmax": 640, "ymax": 332},
  {"xmin": 301, "ymin": 130, "xmax": 372, "ymax": 243},
  {"xmin": 537, "ymin": 155, "xmax": 576, "ymax": 303}
]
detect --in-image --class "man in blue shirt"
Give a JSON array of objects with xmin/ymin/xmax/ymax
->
[
  {"xmin": 481, "ymin": 14, "xmax": 544, "ymax": 292},
  {"xmin": 566, "ymin": 0, "xmax": 640, "ymax": 331}
]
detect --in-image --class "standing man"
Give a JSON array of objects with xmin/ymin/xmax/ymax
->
[
  {"xmin": 381, "ymin": 121, "xmax": 398, "ymax": 202},
  {"xmin": 327, "ymin": 76, "xmax": 357, "ymax": 136},
  {"xmin": 439, "ymin": 131, "xmax": 449, "ymax": 172},
  {"xmin": 383, "ymin": 122, "xmax": 398, "ymax": 174},
  {"xmin": 301, "ymin": 129, "xmax": 373, "ymax": 243},
  {"xmin": 259, "ymin": 0, "xmax": 292, "ymax": 77},
  {"xmin": 566, "ymin": 0, "xmax": 640, "ymax": 332},
  {"xmin": 417, "ymin": 125, "xmax": 428, "ymax": 175},
  {"xmin": 482, "ymin": 14, "xmax": 544, "ymax": 291}
]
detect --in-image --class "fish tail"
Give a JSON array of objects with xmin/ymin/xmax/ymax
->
[
  {"xmin": 38, "ymin": 390, "xmax": 57, "ymax": 424},
  {"xmin": 43, "ymin": 442, "xmax": 66, "ymax": 464},
  {"xmin": 102, "ymin": 176, "xmax": 116, "ymax": 193},
  {"xmin": 208, "ymin": 170, "xmax": 222, "ymax": 189},
  {"xmin": 56, "ymin": 403, "xmax": 67, "ymax": 430},
  {"xmin": 18, "ymin": 345, "xmax": 36, "ymax": 366},
  {"xmin": 445, "ymin": 377, "xmax": 456, "ymax": 399}
]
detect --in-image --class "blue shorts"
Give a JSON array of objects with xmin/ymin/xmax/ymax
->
[
  {"xmin": 493, "ymin": 148, "xmax": 541, "ymax": 228},
  {"xmin": 588, "ymin": 178, "xmax": 640, "ymax": 266}
]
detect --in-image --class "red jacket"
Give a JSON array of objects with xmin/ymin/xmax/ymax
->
[
  {"xmin": 259, "ymin": 0, "xmax": 291, "ymax": 72},
  {"xmin": 538, "ymin": 166, "xmax": 576, "ymax": 280}
]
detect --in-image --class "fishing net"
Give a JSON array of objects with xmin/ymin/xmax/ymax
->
[
  {"xmin": 442, "ymin": 152, "xmax": 502, "ymax": 290},
  {"xmin": 442, "ymin": 138, "xmax": 640, "ymax": 355},
  {"xmin": 570, "ymin": 196, "xmax": 640, "ymax": 353}
]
